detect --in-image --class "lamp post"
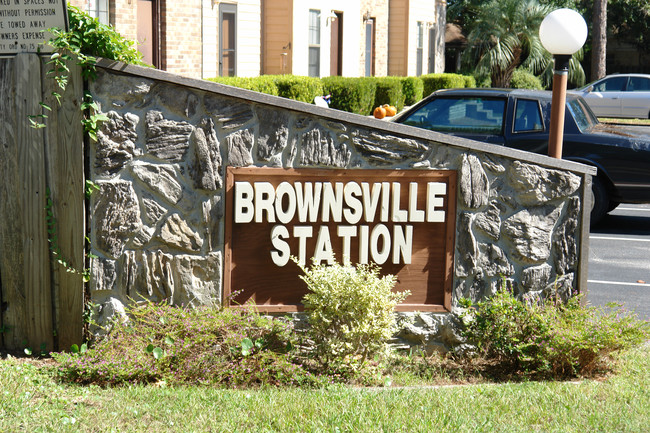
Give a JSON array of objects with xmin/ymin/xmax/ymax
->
[{"xmin": 539, "ymin": 9, "xmax": 587, "ymax": 159}]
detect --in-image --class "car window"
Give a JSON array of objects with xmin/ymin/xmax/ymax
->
[
  {"xmin": 593, "ymin": 76, "xmax": 627, "ymax": 92},
  {"xmin": 514, "ymin": 99, "xmax": 544, "ymax": 133},
  {"xmin": 567, "ymin": 98, "xmax": 598, "ymax": 132},
  {"xmin": 627, "ymin": 77, "xmax": 650, "ymax": 92},
  {"xmin": 400, "ymin": 97, "xmax": 505, "ymax": 134}
]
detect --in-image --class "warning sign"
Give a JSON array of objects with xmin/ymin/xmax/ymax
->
[{"xmin": 0, "ymin": 0, "xmax": 68, "ymax": 55}]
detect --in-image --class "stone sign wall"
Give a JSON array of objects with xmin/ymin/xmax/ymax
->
[{"xmin": 88, "ymin": 60, "xmax": 594, "ymax": 350}]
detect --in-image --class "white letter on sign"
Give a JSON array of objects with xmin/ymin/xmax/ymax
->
[
  {"xmin": 408, "ymin": 182, "xmax": 425, "ymax": 222},
  {"xmin": 391, "ymin": 182, "xmax": 408, "ymax": 222},
  {"xmin": 370, "ymin": 224, "xmax": 391, "ymax": 264},
  {"xmin": 270, "ymin": 225, "xmax": 290, "ymax": 266},
  {"xmin": 427, "ymin": 182, "xmax": 446, "ymax": 222},
  {"xmin": 393, "ymin": 225, "xmax": 413, "ymax": 264},
  {"xmin": 293, "ymin": 226, "xmax": 313, "ymax": 266},
  {"xmin": 275, "ymin": 182, "xmax": 297, "ymax": 224},
  {"xmin": 234, "ymin": 182, "xmax": 254, "ymax": 223},
  {"xmin": 343, "ymin": 182, "xmax": 363, "ymax": 224},
  {"xmin": 255, "ymin": 182, "xmax": 276, "ymax": 223},
  {"xmin": 338, "ymin": 225, "xmax": 357, "ymax": 264},
  {"xmin": 314, "ymin": 226, "xmax": 334, "ymax": 265}
]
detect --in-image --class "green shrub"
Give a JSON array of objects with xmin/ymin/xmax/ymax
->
[
  {"xmin": 462, "ymin": 75, "xmax": 477, "ymax": 88},
  {"xmin": 474, "ymin": 72, "xmax": 492, "ymax": 88},
  {"xmin": 273, "ymin": 75, "xmax": 324, "ymax": 103},
  {"xmin": 322, "ymin": 76, "xmax": 377, "ymax": 115},
  {"xmin": 296, "ymin": 258, "xmax": 410, "ymax": 367},
  {"xmin": 459, "ymin": 287, "xmax": 649, "ymax": 378},
  {"xmin": 400, "ymin": 76, "xmax": 424, "ymax": 106},
  {"xmin": 53, "ymin": 301, "xmax": 322, "ymax": 387},
  {"xmin": 510, "ymin": 69, "xmax": 544, "ymax": 90},
  {"xmin": 49, "ymin": 6, "xmax": 148, "ymax": 70},
  {"xmin": 208, "ymin": 75, "xmax": 323, "ymax": 103},
  {"xmin": 420, "ymin": 73, "xmax": 471, "ymax": 97},
  {"xmin": 374, "ymin": 77, "xmax": 406, "ymax": 111},
  {"xmin": 207, "ymin": 76, "xmax": 279, "ymax": 96}
]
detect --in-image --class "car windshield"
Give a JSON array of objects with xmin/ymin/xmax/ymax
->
[
  {"xmin": 399, "ymin": 97, "xmax": 506, "ymax": 134},
  {"xmin": 566, "ymin": 98, "xmax": 598, "ymax": 132}
]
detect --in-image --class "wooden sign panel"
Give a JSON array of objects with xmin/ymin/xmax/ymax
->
[{"xmin": 225, "ymin": 167, "xmax": 457, "ymax": 312}]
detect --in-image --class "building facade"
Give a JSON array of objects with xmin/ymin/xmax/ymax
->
[{"xmin": 68, "ymin": 0, "xmax": 445, "ymax": 79}]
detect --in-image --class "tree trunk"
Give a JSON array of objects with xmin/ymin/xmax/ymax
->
[
  {"xmin": 492, "ymin": 46, "xmax": 521, "ymax": 88},
  {"xmin": 591, "ymin": 0, "xmax": 608, "ymax": 81}
]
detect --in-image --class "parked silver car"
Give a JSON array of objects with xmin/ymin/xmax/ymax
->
[{"xmin": 570, "ymin": 73, "xmax": 650, "ymax": 119}]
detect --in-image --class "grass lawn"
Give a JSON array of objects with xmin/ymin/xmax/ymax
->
[
  {"xmin": 599, "ymin": 117, "xmax": 650, "ymax": 126},
  {"xmin": 1, "ymin": 344, "xmax": 648, "ymax": 433}
]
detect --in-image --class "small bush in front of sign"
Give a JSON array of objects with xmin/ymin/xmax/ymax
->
[
  {"xmin": 296, "ymin": 257, "xmax": 410, "ymax": 369},
  {"xmin": 459, "ymin": 286, "xmax": 649, "ymax": 378},
  {"xmin": 52, "ymin": 300, "xmax": 323, "ymax": 387}
]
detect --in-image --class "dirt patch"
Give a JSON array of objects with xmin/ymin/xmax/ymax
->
[{"xmin": 1, "ymin": 349, "xmax": 58, "ymax": 368}]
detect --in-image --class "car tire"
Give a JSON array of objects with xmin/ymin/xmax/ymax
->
[{"xmin": 590, "ymin": 177, "xmax": 609, "ymax": 225}]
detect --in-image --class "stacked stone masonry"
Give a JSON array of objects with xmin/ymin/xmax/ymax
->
[{"xmin": 89, "ymin": 64, "xmax": 591, "ymax": 351}]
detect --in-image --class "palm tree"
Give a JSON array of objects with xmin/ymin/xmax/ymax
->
[
  {"xmin": 464, "ymin": 0, "xmax": 562, "ymax": 88},
  {"xmin": 591, "ymin": 0, "xmax": 608, "ymax": 81}
]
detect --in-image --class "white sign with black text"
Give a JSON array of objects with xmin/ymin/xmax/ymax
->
[{"xmin": 0, "ymin": 0, "xmax": 68, "ymax": 54}]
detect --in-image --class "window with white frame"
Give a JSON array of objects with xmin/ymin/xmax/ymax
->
[
  {"xmin": 88, "ymin": 0, "xmax": 110, "ymax": 25},
  {"xmin": 308, "ymin": 9, "xmax": 321, "ymax": 77},
  {"xmin": 416, "ymin": 21, "xmax": 424, "ymax": 76}
]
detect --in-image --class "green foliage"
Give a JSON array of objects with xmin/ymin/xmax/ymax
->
[
  {"xmin": 207, "ymin": 76, "xmax": 280, "ymax": 95},
  {"xmin": 45, "ymin": 188, "xmax": 93, "ymax": 282},
  {"xmin": 80, "ymin": 92, "xmax": 109, "ymax": 142},
  {"xmin": 36, "ymin": 6, "xmax": 143, "ymax": 280},
  {"xmin": 462, "ymin": 74, "xmax": 477, "ymax": 88},
  {"xmin": 458, "ymin": 0, "xmax": 585, "ymax": 88},
  {"xmin": 400, "ymin": 76, "xmax": 424, "ymax": 106},
  {"xmin": 510, "ymin": 69, "xmax": 544, "ymax": 90},
  {"xmin": 373, "ymin": 77, "xmax": 406, "ymax": 111},
  {"xmin": 608, "ymin": 0, "xmax": 650, "ymax": 53},
  {"xmin": 47, "ymin": 5, "xmax": 148, "ymax": 76},
  {"xmin": 70, "ymin": 343, "xmax": 88, "ymax": 354},
  {"xmin": 53, "ymin": 301, "xmax": 322, "ymax": 387},
  {"xmin": 420, "ymin": 73, "xmax": 474, "ymax": 97},
  {"xmin": 273, "ymin": 75, "xmax": 324, "ymax": 103},
  {"xmin": 296, "ymin": 258, "xmax": 410, "ymax": 368},
  {"xmin": 204, "ymin": 74, "xmax": 442, "ymax": 112},
  {"xmin": 460, "ymin": 286, "xmax": 649, "ymax": 378},
  {"xmin": 321, "ymin": 76, "xmax": 377, "ymax": 115},
  {"xmin": 37, "ymin": 6, "xmax": 147, "ymax": 136},
  {"xmin": 208, "ymin": 75, "xmax": 324, "ymax": 103},
  {"xmin": 84, "ymin": 180, "xmax": 100, "ymax": 199},
  {"xmin": 2, "ymin": 345, "xmax": 650, "ymax": 431}
]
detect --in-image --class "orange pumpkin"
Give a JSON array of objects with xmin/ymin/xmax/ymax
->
[
  {"xmin": 373, "ymin": 106, "xmax": 387, "ymax": 119},
  {"xmin": 385, "ymin": 105, "xmax": 397, "ymax": 117}
]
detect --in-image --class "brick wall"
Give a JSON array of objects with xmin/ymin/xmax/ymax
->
[
  {"xmin": 359, "ymin": 0, "xmax": 389, "ymax": 77},
  {"xmin": 66, "ymin": 0, "xmax": 204, "ymax": 78},
  {"xmin": 162, "ymin": 0, "xmax": 203, "ymax": 78},
  {"xmin": 112, "ymin": 0, "xmax": 137, "ymax": 42}
]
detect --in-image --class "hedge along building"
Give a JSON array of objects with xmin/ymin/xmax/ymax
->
[{"xmin": 79, "ymin": 59, "xmax": 594, "ymax": 352}]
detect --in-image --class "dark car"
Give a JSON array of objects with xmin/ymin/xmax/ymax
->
[{"xmin": 394, "ymin": 88, "xmax": 650, "ymax": 223}]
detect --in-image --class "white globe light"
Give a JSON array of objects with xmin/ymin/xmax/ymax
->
[{"xmin": 539, "ymin": 9, "xmax": 588, "ymax": 55}]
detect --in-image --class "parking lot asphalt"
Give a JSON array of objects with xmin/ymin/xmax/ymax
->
[{"xmin": 588, "ymin": 203, "xmax": 650, "ymax": 320}]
